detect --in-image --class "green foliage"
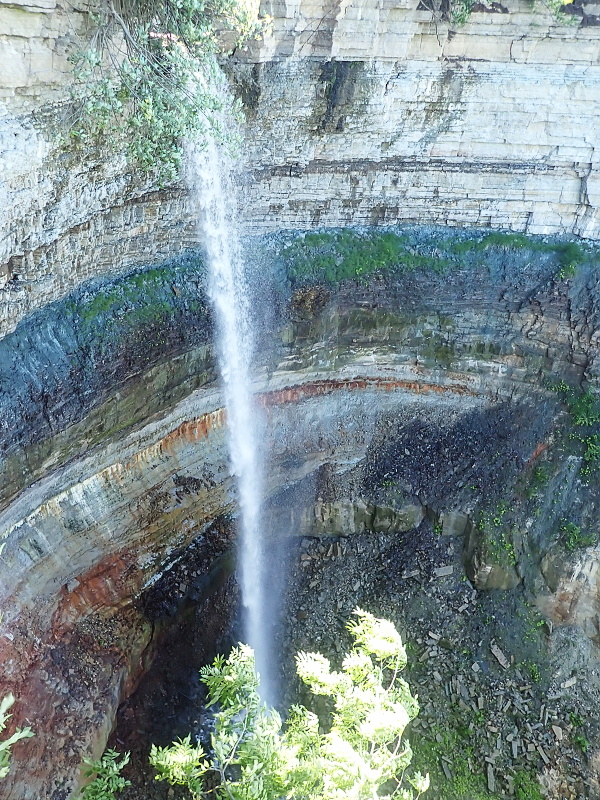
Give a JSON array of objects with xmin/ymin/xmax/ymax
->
[
  {"xmin": 411, "ymin": 724, "xmax": 490, "ymax": 800},
  {"xmin": 553, "ymin": 383, "xmax": 599, "ymax": 463},
  {"xmin": 63, "ymin": 258, "xmax": 208, "ymax": 363},
  {"xmin": 0, "ymin": 694, "xmax": 34, "ymax": 781},
  {"xmin": 552, "ymin": 383, "xmax": 600, "ymax": 475},
  {"xmin": 572, "ymin": 731, "xmax": 589, "ymax": 753},
  {"xmin": 450, "ymin": 0, "xmax": 473, "ymax": 25},
  {"xmin": 283, "ymin": 230, "xmax": 450, "ymax": 284},
  {"xmin": 540, "ymin": 0, "xmax": 579, "ymax": 24},
  {"xmin": 566, "ymin": 391, "xmax": 600, "ymax": 427},
  {"xmin": 560, "ymin": 521, "xmax": 596, "ymax": 552},
  {"xmin": 519, "ymin": 659, "xmax": 542, "ymax": 684},
  {"xmin": 282, "ymin": 228, "xmax": 596, "ymax": 289},
  {"xmin": 152, "ymin": 610, "xmax": 428, "ymax": 799},
  {"xmin": 69, "ymin": 0, "xmax": 267, "ymax": 183},
  {"xmin": 78, "ymin": 749, "xmax": 131, "ymax": 800},
  {"xmin": 514, "ymin": 769, "xmax": 543, "ymax": 800},
  {"xmin": 450, "ymin": 232, "xmax": 586, "ymax": 278},
  {"xmin": 477, "ymin": 503, "xmax": 516, "ymax": 567},
  {"xmin": 516, "ymin": 601, "xmax": 546, "ymax": 645},
  {"xmin": 525, "ymin": 465, "xmax": 550, "ymax": 499},
  {"xmin": 569, "ymin": 711, "xmax": 584, "ymax": 728},
  {"xmin": 421, "ymin": 0, "xmax": 473, "ymax": 25},
  {"xmin": 149, "ymin": 736, "xmax": 208, "ymax": 799}
]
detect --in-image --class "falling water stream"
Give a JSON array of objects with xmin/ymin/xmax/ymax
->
[{"xmin": 189, "ymin": 138, "xmax": 273, "ymax": 702}]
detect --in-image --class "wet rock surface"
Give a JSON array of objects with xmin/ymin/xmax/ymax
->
[{"xmin": 107, "ymin": 582, "xmax": 238, "ymax": 800}]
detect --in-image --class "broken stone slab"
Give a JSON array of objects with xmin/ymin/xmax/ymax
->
[
  {"xmin": 401, "ymin": 569, "xmax": 420, "ymax": 579},
  {"xmin": 310, "ymin": 499, "xmax": 425, "ymax": 537},
  {"xmin": 490, "ymin": 643, "xmax": 509, "ymax": 669},
  {"xmin": 441, "ymin": 510, "xmax": 471, "ymax": 537},
  {"xmin": 537, "ymin": 745, "xmax": 550, "ymax": 765},
  {"xmin": 552, "ymin": 725, "xmax": 563, "ymax": 741},
  {"xmin": 434, "ymin": 565, "xmax": 454, "ymax": 577}
]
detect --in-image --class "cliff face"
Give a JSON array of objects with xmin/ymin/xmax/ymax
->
[
  {"xmin": 2, "ymin": 0, "xmax": 600, "ymax": 338},
  {"xmin": 1, "ymin": 230, "xmax": 599, "ymax": 797},
  {"xmin": 2, "ymin": 2, "xmax": 600, "ymax": 798},
  {"xmin": 235, "ymin": 2, "xmax": 600, "ymax": 237}
]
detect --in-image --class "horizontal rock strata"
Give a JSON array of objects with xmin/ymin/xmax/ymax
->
[
  {"xmin": 2, "ymin": 0, "xmax": 600, "ymax": 337},
  {"xmin": 0, "ymin": 240, "xmax": 598, "ymax": 796}
]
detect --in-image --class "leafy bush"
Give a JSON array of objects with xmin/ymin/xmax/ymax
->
[
  {"xmin": 560, "ymin": 521, "xmax": 596, "ymax": 552},
  {"xmin": 150, "ymin": 736, "xmax": 208, "ymax": 799},
  {"xmin": 514, "ymin": 769, "xmax": 543, "ymax": 800},
  {"xmin": 78, "ymin": 749, "xmax": 131, "ymax": 800},
  {"xmin": 69, "ymin": 0, "xmax": 268, "ymax": 183},
  {"xmin": 152, "ymin": 609, "xmax": 429, "ymax": 799},
  {"xmin": 552, "ymin": 383, "xmax": 600, "ymax": 475},
  {"xmin": 0, "ymin": 694, "xmax": 34, "ymax": 781}
]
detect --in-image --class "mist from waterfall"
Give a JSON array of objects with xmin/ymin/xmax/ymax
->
[{"xmin": 187, "ymin": 137, "xmax": 273, "ymax": 702}]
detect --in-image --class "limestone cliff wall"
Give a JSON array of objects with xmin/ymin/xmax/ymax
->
[
  {"xmin": 2, "ymin": 0, "xmax": 600, "ymax": 338},
  {"xmin": 0, "ymin": 0, "xmax": 196, "ymax": 338},
  {"xmin": 234, "ymin": 0, "xmax": 600, "ymax": 237}
]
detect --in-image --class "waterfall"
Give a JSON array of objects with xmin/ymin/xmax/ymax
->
[{"xmin": 188, "ymin": 139, "xmax": 273, "ymax": 702}]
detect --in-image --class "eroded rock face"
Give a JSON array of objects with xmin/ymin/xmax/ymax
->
[
  {"xmin": 0, "ymin": 234, "xmax": 599, "ymax": 797},
  {"xmin": 2, "ymin": 0, "xmax": 600, "ymax": 339}
]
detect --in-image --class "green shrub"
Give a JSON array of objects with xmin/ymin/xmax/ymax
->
[
  {"xmin": 69, "ymin": 0, "xmax": 267, "ymax": 183},
  {"xmin": 514, "ymin": 769, "xmax": 543, "ymax": 800},
  {"xmin": 552, "ymin": 383, "xmax": 600, "ymax": 475},
  {"xmin": 560, "ymin": 521, "xmax": 596, "ymax": 552},
  {"xmin": 78, "ymin": 750, "xmax": 131, "ymax": 800},
  {"xmin": 151, "ymin": 609, "xmax": 429, "ymax": 799},
  {"xmin": 150, "ymin": 736, "xmax": 207, "ymax": 800}
]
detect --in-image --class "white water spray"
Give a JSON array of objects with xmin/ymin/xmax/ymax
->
[{"xmin": 188, "ymin": 138, "xmax": 273, "ymax": 701}]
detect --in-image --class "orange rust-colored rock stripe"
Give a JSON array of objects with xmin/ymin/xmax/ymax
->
[
  {"xmin": 150, "ymin": 378, "xmax": 477, "ymax": 450},
  {"xmin": 259, "ymin": 377, "xmax": 477, "ymax": 407},
  {"xmin": 153, "ymin": 407, "xmax": 227, "ymax": 455}
]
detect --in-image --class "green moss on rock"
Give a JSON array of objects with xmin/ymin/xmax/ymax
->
[{"xmin": 279, "ymin": 227, "xmax": 598, "ymax": 286}]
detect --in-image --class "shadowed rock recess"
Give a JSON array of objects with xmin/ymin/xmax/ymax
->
[{"xmin": 2, "ymin": 0, "xmax": 600, "ymax": 798}]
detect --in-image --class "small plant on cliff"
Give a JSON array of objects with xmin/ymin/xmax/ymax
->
[
  {"xmin": 78, "ymin": 749, "xmax": 131, "ymax": 800},
  {"xmin": 150, "ymin": 736, "xmax": 208, "ymax": 799},
  {"xmin": 69, "ymin": 0, "xmax": 269, "ymax": 183},
  {"xmin": 551, "ymin": 382, "xmax": 600, "ymax": 476},
  {"xmin": 513, "ymin": 769, "xmax": 543, "ymax": 800},
  {"xmin": 150, "ymin": 609, "xmax": 429, "ymax": 799},
  {"xmin": 0, "ymin": 694, "xmax": 34, "ymax": 780},
  {"xmin": 560, "ymin": 520, "xmax": 596, "ymax": 552},
  {"xmin": 418, "ymin": 0, "xmax": 473, "ymax": 25}
]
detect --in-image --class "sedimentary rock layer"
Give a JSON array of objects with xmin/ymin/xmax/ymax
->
[
  {"xmin": 0, "ymin": 240, "xmax": 598, "ymax": 797},
  {"xmin": 2, "ymin": 0, "xmax": 600, "ymax": 337}
]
